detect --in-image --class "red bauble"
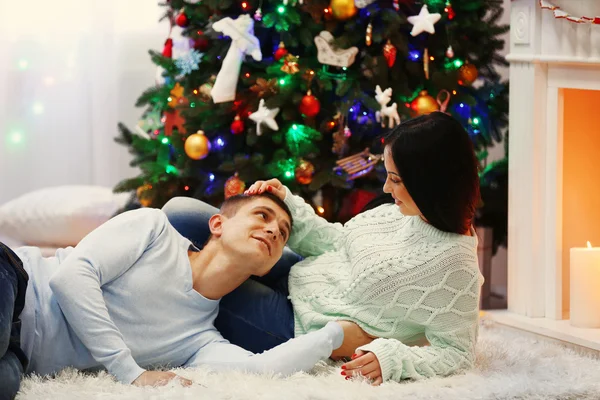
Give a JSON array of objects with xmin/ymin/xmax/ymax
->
[
  {"xmin": 445, "ymin": 3, "xmax": 456, "ymax": 20},
  {"xmin": 176, "ymin": 12, "xmax": 189, "ymax": 27},
  {"xmin": 194, "ymin": 31, "xmax": 210, "ymax": 51},
  {"xmin": 299, "ymin": 93, "xmax": 321, "ymax": 117},
  {"xmin": 224, "ymin": 173, "xmax": 246, "ymax": 199},
  {"xmin": 230, "ymin": 115, "xmax": 245, "ymax": 135},
  {"xmin": 162, "ymin": 38, "xmax": 173, "ymax": 58},
  {"xmin": 274, "ymin": 42, "xmax": 288, "ymax": 61}
]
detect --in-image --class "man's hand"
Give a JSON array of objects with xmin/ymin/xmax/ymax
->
[
  {"xmin": 342, "ymin": 350, "xmax": 383, "ymax": 386},
  {"xmin": 132, "ymin": 371, "xmax": 192, "ymax": 387},
  {"xmin": 332, "ymin": 321, "xmax": 376, "ymax": 360},
  {"xmin": 245, "ymin": 179, "xmax": 286, "ymax": 201}
]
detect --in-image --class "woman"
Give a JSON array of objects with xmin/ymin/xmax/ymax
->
[{"xmin": 163, "ymin": 112, "xmax": 483, "ymax": 384}]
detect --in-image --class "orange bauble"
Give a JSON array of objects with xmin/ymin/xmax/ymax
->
[
  {"xmin": 184, "ymin": 131, "xmax": 210, "ymax": 160},
  {"xmin": 136, "ymin": 184, "xmax": 154, "ymax": 207},
  {"xmin": 410, "ymin": 91, "xmax": 439, "ymax": 116},
  {"xmin": 295, "ymin": 160, "xmax": 315, "ymax": 185},
  {"xmin": 224, "ymin": 173, "xmax": 246, "ymax": 199},
  {"xmin": 330, "ymin": 0, "xmax": 357, "ymax": 20},
  {"xmin": 458, "ymin": 63, "xmax": 478, "ymax": 86}
]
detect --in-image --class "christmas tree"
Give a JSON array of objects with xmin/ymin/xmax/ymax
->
[{"xmin": 115, "ymin": 0, "xmax": 509, "ymax": 227}]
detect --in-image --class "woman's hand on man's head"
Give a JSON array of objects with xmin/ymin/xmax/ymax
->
[{"xmin": 245, "ymin": 179, "xmax": 286, "ymax": 201}]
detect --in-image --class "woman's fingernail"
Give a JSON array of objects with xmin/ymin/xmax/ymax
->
[
  {"xmin": 341, "ymin": 365, "xmax": 346, "ymax": 370},
  {"xmin": 345, "ymin": 376, "xmax": 350, "ymax": 380},
  {"xmin": 267, "ymin": 186, "xmax": 272, "ymax": 192},
  {"xmin": 351, "ymin": 354, "xmax": 358, "ymax": 359},
  {"xmin": 340, "ymin": 371, "xmax": 346, "ymax": 376}
]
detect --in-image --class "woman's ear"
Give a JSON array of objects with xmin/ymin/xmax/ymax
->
[{"xmin": 208, "ymin": 214, "xmax": 225, "ymax": 237}]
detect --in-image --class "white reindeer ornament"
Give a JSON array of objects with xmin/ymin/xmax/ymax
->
[{"xmin": 375, "ymin": 85, "xmax": 400, "ymax": 128}]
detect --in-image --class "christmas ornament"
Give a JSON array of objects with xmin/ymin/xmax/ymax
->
[
  {"xmin": 137, "ymin": 184, "xmax": 154, "ymax": 207},
  {"xmin": 168, "ymin": 83, "xmax": 185, "ymax": 108},
  {"xmin": 365, "ymin": 23, "xmax": 372, "ymax": 46},
  {"xmin": 199, "ymin": 76, "xmax": 216, "ymax": 99},
  {"xmin": 175, "ymin": 49, "xmax": 203, "ymax": 75},
  {"xmin": 458, "ymin": 63, "xmax": 478, "ymax": 86},
  {"xmin": 295, "ymin": 160, "xmax": 315, "ymax": 185},
  {"xmin": 250, "ymin": 78, "xmax": 278, "ymax": 97},
  {"xmin": 539, "ymin": 0, "xmax": 600, "ymax": 24},
  {"xmin": 375, "ymin": 85, "xmax": 400, "ymax": 128},
  {"xmin": 184, "ymin": 131, "xmax": 211, "ymax": 160},
  {"xmin": 436, "ymin": 89, "xmax": 451, "ymax": 113},
  {"xmin": 281, "ymin": 54, "xmax": 300, "ymax": 74},
  {"xmin": 330, "ymin": 0, "xmax": 357, "ymax": 20},
  {"xmin": 332, "ymin": 126, "xmax": 350, "ymax": 156},
  {"xmin": 274, "ymin": 42, "xmax": 288, "ymax": 61},
  {"xmin": 283, "ymin": 0, "xmax": 304, "ymax": 5},
  {"xmin": 314, "ymin": 31, "xmax": 359, "ymax": 68},
  {"xmin": 225, "ymin": 173, "xmax": 246, "ymax": 199},
  {"xmin": 230, "ymin": 115, "xmax": 245, "ymax": 135},
  {"xmin": 334, "ymin": 149, "xmax": 382, "ymax": 180},
  {"xmin": 136, "ymin": 109, "xmax": 162, "ymax": 137},
  {"xmin": 383, "ymin": 40, "xmax": 397, "ymax": 67},
  {"xmin": 254, "ymin": 8, "xmax": 263, "ymax": 21},
  {"xmin": 176, "ymin": 11, "xmax": 189, "ymax": 27},
  {"xmin": 407, "ymin": 5, "xmax": 441, "ymax": 36},
  {"xmin": 445, "ymin": 1, "xmax": 456, "ymax": 20},
  {"xmin": 164, "ymin": 109, "xmax": 186, "ymax": 136},
  {"xmin": 355, "ymin": 0, "xmax": 377, "ymax": 8},
  {"xmin": 211, "ymin": 15, "xmax": 262, "ymax": 103},
  {"xmin": 194, "ymin": 33, "xmax": 210, "ymax": 52},
  {"xmin": 299, "ymin": 91, "xmax": 321, "ymax": 117},
  {"xmin": 162, "ymin": 38, "xmax": 173, "ymax": 58},
  {"xmin": 249, "ymin": 99, "xmax": 280, "ymax": 136},
  {"xmin": 411, "ymin": 90, "xmax": 439, "ymax": 116},
  {"xmin": 446, "ymin": 45, "xmax": 454, "ymax": 58}
]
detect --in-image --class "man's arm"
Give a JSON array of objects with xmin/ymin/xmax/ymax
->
[
  {"xmin": 184, "ymin": 322, "xmax": 344, "ymax": 375},
  {"xmin": 49, "ymin": 208, "xmax": 168, "ymax": 384}
]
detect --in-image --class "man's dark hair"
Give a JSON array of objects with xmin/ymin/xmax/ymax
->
[
  {"xmin": 382, "ymin": 112, "xmax": 480, "ymax": 235},
  {"xmin": 220, "ymin": 192, "xmax": 293, "ymax": 229}
]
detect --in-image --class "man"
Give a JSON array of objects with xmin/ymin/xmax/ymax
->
[{"xmin": 0, "ymin": 192, "xmax": 347, "ymax": 399}]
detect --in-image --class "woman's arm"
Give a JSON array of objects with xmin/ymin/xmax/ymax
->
[{"xmin": 245, "ymin": 179, "xmax": 345, "ymax": 257}]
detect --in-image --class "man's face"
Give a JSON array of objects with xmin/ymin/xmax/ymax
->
[{"xmin": 214, "ymin": 197, "xmax": 291, "ymax": 276}]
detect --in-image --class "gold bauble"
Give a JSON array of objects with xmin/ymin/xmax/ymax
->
[
  {"xmin": 458, "ymin": 63, "xmax": 478, "ymax": 86},
  {"xmin": 295, "ymin": 160, "xmax": 315, "ymax": 185},
  {"xmin": 136, "ymin": 184, "xmax": 154, "ymax": 207},
  {"xmin": 184, "ymin": 131, "xmax": 210, "ymax": 160},
  {"xmin": 224, "ymin": 173, "xmax": 246, "ymax": 199},
  {"xmin": 330, "ymin": 0, "xmax": 357, "ymax": 20},
  {"xmin": 410, "ymin": 90, "xmax": 440, "ymax": 116}
]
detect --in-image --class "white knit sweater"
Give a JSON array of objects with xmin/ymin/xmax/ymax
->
[{"xmin": 283, "ymin": 188, "xmax": 483, "ymax": 382}]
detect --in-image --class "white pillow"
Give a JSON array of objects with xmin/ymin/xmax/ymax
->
[{"xmin": 0, "ymin": 186, "xmax": 131, "ymax": 247}]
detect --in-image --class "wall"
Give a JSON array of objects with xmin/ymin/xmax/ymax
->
[
  {"xmin": 0, "ymin": 0, "xmax": 165, "ymax": 204},
  {"xmin": 561, "ymin": 88, "xmax": 600, "ymax": 314}
]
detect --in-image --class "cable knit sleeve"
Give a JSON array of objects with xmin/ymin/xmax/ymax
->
[
  {"xmin": 357, "ymin": 324, "xmax": 477, "ymax": 381},
  {"xmin": 282, "ymin": 187, "xmax": 345, "ymax": 257}
]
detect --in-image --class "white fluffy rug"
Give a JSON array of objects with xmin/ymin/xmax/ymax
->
[{"xmin": 16, "ymin": 321, "xmax": 600, "ymax": 400}]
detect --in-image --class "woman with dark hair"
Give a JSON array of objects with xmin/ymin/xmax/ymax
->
[{"xmin": 163, "ymin": 112, "xmax": 483, "ymax": 385}]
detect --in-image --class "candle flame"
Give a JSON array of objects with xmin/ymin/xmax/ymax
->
[{"xmin": 587, "ymin": 241, "xmax": 593, "ymax": 249}]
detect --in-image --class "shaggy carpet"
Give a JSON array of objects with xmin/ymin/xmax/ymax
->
[{"xmin": 16, "ymin": 321, "xmax": 600, "ymax": 400}]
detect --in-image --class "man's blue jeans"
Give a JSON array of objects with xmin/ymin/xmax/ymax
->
[
  {"xmin": 162, "ymin": 197, "xmax": 300, "ymax": 354},
  {"xmin": 0, "ymin": 243, "xmax": 29, "ymax": 400}
]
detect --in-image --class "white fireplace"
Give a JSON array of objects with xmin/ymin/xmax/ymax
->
[{"xmin": 486, "ymin": 0, "xmax": 600, "ymax": 350}]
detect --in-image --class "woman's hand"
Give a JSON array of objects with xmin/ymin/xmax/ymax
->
[
  {"xmin": 245, "ymin": 178, "xmax": 286, "ymax": 201},
  {"xmin": 341, "ymin": 350, "xmax": 383, "ymax": 386},
  {"xmin": 132, "ymin": 371, "xmax": 192, "ymax": 387}
]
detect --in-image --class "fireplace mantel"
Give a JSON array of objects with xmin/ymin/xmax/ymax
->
[{"xmin": 485, "ymin": 0, "xmax": 600, "ymax": 349}]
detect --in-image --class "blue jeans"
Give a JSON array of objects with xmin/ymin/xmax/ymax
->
[
  {"xmin": 0, "ymin": 243, "xmax": 29, "ymax": 400},
  {"xmin": 162, "ymin": 197, "xmax": 301, "ymax": 354}
]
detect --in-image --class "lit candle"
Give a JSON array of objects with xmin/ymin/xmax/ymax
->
[{"xmin": 570, "ymin": 241, "xmax": 600, "ymax": 328}]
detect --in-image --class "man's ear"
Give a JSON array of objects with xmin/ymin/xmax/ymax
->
[{"xmin": 208, "ymin": 214, "xmax": 225, "ymax": 238}]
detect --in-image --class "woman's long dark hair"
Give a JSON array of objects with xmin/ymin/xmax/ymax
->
[{"xmin": 382, "ymin": 112, "xmax": 480, "ymax": 235}]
